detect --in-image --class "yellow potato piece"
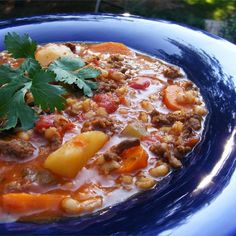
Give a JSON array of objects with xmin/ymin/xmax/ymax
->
[
  {"xmin": 44, "ymin": 131, "xmax": 108, "ymax": 178},
  {"xmin": 122, "ymin": 122, "xmax": 147, "ymax": 138},
  {"xmin": 35, "ymin": 43, "xmax": 74, "ymax": 67}
]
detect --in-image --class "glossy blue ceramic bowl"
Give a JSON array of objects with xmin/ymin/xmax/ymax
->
[{"xmin": 0, "ymin": 14, "xmax": 235, "ymax": 236}]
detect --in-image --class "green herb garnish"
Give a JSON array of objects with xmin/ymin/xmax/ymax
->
[
  {"xmin": 0, "ymin": 32, "xmax": 101, "ymax": 131},
  {"xmin": 0, "ymin": 62, "xmax": 65, "ymax": 131},
  {"xmin": 49, "ymin": 56, "xmax": 99, "ymax": 97},
  {"xmin": 4, "ymin": 32, "xmax": 37, "ymax": 58}
]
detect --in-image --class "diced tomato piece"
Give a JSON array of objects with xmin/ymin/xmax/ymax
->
[
  {"xmin": 119, "ymin": 96, "xmax": 127, "ymax": 105},
  {"xmin": 129, "ymin": 77, "xmax": 150, "ymax": 90},
  {"xmin": 91, "ymin": 57, "xmax": 99, "ymax": 66},
  {"xmin": 108, "ymin": 69, "xmax": 114, "ymax": 77},
  {"xmin": 64, "ymin": 122, "xmax": 75, "ymax": 132},
  {"xmin": 35, "ymin": 115, "xmax": 55, "ymax": 130},
  {"xmin": 57, "ymin": 122, "xmax": 75, "ymax": 136},
  {"xmin": 93, "ymin": 93, "xmax": 119, "ymax": 114},
  {"xmin": 35, "ymin": 115, "xmax": 74, "ymax": 136}
]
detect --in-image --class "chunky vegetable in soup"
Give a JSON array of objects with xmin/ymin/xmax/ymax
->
[{"xmin": 0, "ymin": 33, "xmax": 207, "ymax": 222}]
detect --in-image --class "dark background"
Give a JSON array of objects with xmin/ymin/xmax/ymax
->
[{"xmin": 0, "ymin": 0, "xmax": 235, "ymax": 43}]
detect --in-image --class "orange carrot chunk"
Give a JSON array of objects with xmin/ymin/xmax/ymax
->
[
  {"xmin": 89, "ymin": 42, "xmax": 134, "ymax": 55},
  {"xmin": 117, "ymin": 146, "xmax": 148, "ymax": 173},
  {"xmin": 163, "ymin": 85, "xmax": 191, "ymax": 111},
  {"xmin": 2, "ymin": 193, "xmax": 66, "ymax": 215},
  {"xmin": 185, "ymin": 137, "xmax": 200, "ymax": 147}
]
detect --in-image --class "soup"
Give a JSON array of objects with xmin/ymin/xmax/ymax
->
[{"xmin": 0, "ymin": 35, "xmax": 207, "ymax": 222}]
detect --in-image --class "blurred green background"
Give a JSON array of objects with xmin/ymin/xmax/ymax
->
[{"xmin": 0, "ymin": 0, "xmax": 236, "ymax": 43}]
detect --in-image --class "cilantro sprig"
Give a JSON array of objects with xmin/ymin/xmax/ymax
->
[
  {"xmin": 49, "ymin": 56, "xmax": 100, "ymax": 97},
  {"xmin": 5, "ymin": 32, "xmax": 37, "ymax": 58},
  {"xmin": 0, "ymin": 32, "xmax": 101, "ymax": 131},
  {"xmin": 0, "ymin": 63, "xmax": 65, "ymax": 131}
]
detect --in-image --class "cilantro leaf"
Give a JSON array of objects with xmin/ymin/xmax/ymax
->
[
  {"xmin": 4, "ymin": 32, "xmax": 37, "ymax": 58},
  {"xmin": 49, "ymin": 56, "xmax": 100, "ymax": 97},
  {"xmin": 74, "ymin": 78, "xmax": 97, "ymax": 97},
  {"xmin": 0, "ymin": 61, "xmax": 65, "ymax": 131},
  {"xmin": 0, "ymin": 89, "xmax": 37, "ymax": 131},
  {"xmin": 49, "ymin": 56, "xmax": 85, "ymax": 84},
  {"xmin": 0, "ymin": 64, "xmax": 19, "ymax": 85},
  {"xmin": 30, "ymin": 70, "xmax": 66, "ymax": 112},
  {"xmin": 20, "ymin": 58, "xmax": 41, "ymax": 77},
  {"xmin": 76, "ymin": 67, "xmax": 101, "ymax": 79},
  {"xmin": 0, "ymin": 76, "xmax": 28, "ymax": 107},
  {"xmin": 82, "ymin": 79, "xmax": 98, "ymax": 90},
  {"xmin": 49, "ymin": 65, "xmax": 78, "ymax": 85},
  {"xmin": 50, "ymin": 56, "xmax": 85, "ymax": 71},
  {"xmin": 0, "ymin": 77, "xmax": 37, "ymax": 131},
  {"xmin": 0, "ymin": 32, "xmax": 102, "ymax": 131}
]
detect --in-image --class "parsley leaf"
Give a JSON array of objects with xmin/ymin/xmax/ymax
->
[
  {"xmin": 4, "ymin": 32, "xmax": 37, "ymax": 58},
  {"xmin": 30, "ymin": 70, "xmax": 65, "ymax": 112},
  {"xmin": 49, "ymin": 56, "xmax": 101, "ymax": 97}
]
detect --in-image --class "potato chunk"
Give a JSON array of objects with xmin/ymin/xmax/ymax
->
[
  {"xmin": 44, "ymin": 131, "xmax": 108, "ymax": 178},
  {"xmin": 122, "ymin": 122, "xmax": 147, "ymax": 138},
  {"xmin": 35, "ymin": 43, "xmax": 74, "ymax": 67}
]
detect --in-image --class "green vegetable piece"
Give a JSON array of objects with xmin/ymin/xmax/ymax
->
[{"xmin": 4, "ymin": 32, "xmax": 37, "ymax": 58}]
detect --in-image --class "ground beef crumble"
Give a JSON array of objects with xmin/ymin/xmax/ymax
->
[
  {"xmin": 81, "ymin": 117, "xmax": 116, "ymax": 136},
  {"xmin": 0, "ymin": 139, "xmax": 35, "ymax": 159}
]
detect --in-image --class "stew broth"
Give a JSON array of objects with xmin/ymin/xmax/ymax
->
[{"xmin": 0, "ymin": 41, "xmax": 207, "ymax": 222}]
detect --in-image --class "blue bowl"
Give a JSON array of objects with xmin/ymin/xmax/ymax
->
[{"xmin": 0, "ymin": 14, "xmax": 235, "ymax": 236}]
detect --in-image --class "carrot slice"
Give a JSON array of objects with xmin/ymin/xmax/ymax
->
[
  {"xmin": 1, "ymin": 193, "xmax": 66, "ymax": 215},
  {"xmin": 185, "ymin": 137, "xmax": 200, "ymax": 147},
  {"xmin": 117, "ymin": 146, "xmax": 148, "ymax": 173},
  {"xmin": 163, "ymin": 85, "xmax": 190, "ymax": 111},
  {"xmin": 89, "ymin": 42, "xmax": 133, "ymax": 55}
]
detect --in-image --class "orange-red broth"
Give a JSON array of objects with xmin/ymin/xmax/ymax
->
[{"xmin": 0, "ymin": 42, "xmax": 207, "ymax": 222}]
